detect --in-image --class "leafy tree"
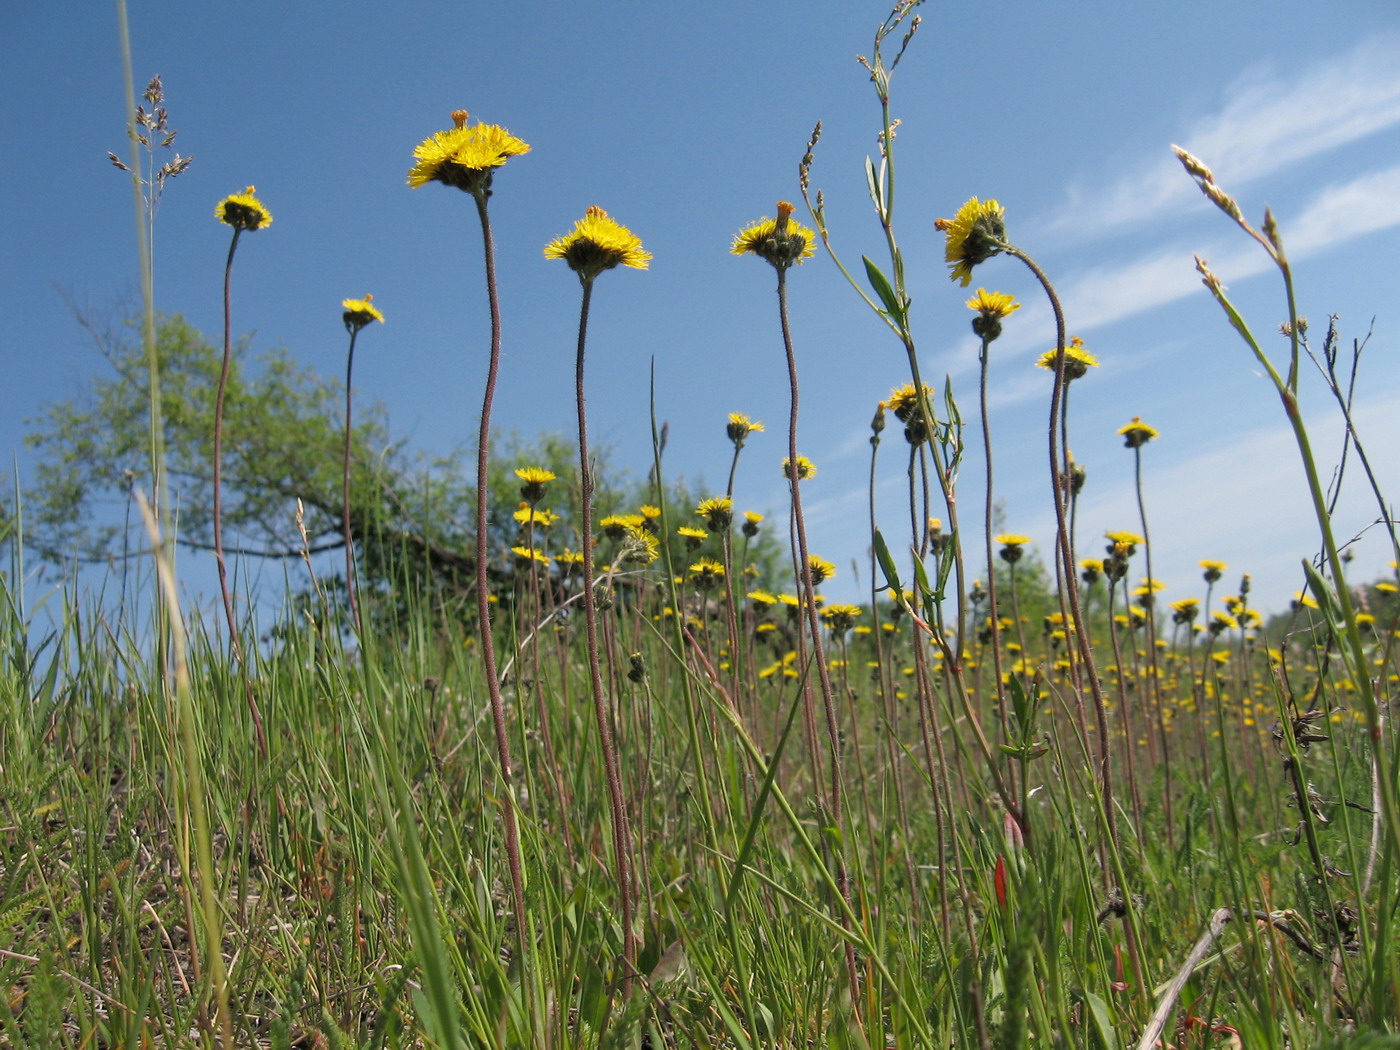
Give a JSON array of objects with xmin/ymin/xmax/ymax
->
[{"xmin": 22, "ymin": 314, "xmax": 785, "ymax": 622}]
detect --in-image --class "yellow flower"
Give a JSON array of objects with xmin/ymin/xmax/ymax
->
[
  {"xmin": 215, "ymin": 186, "xmax": 272, "ymax": 231},
  {"xmin": 677, "ymin": 525, "xmax": 709, "ymax": 550},
  {"xmin": 806, "ymin": 555, "xmax": 837, "ymax": 584},
  {"xmin": 512, "ymin": 503, "xmax": 558, "ymax": 527},
  {"xmin": 935, "ymin": 197, "xmax": 1006, "ymax": 286},
  {"xmin": 515, "ymin": 466, "xmax": 556, "ymax": 504},
  {"xmin": 544, "ymin": 205, "xmax": 651, "ymax": 280},
  {"xmin": 407, "ymin": 110, "xmax": 530, "ymax": 195},
  {"xmin": 781, "ymin": 456, "xmax": 816, "ymax": 481},
  {"xmin": 965, "ymin": 288, "xmax": 1020, "ymax": 341},
  {"xmin": 727, "ymin": 412, "xmax": 765, "ymax": 443},
  {"xmin": 688, "ymin": 557, "xmax": 726, "ymax": 590},
  {"xmin": 822, "ymin": 603, "xmax": 864, "ymax": 634},
  {"xmin": 696, "ymin": 496, "xmax": 734, "ymax": 532},
  {"xmin": 883, "ymin": 383, "xmax": 935, "ymax": 425},
  {"xmin": 731, "ymin": 201, "xmax": 817, "ymax": 269},
  {"xmin": 747, "ymin": 590, "xmax": 777, "ymax": 607},
  {"xmin": 1118, "ymin": 417, "xmax": 1158, "ymax": 448},
  {"xmin": 342, "ymin": 295, "xmax": 384, "ymax": 333},
  {"xmin": 510, "ymin": 545, "xmax": 551, "ymax": 567},
  {"xmin": 620, "ymin": 526, "xmax": 660, "ymax": 565},
  {"xmin": 1036, "ymin": 337, "xmax": 1099, "ymax": 380},
  {"xmin": 996, "ymin": 534, "xmax": 1030, "ymax": 565},
  {"xmin": 1104, "ymin": 530, "xmax": 1145, "ymax": 549},
  {"xmin": 741, "ymin": 510, "xmax": 764, "ymax": 538},
  {"xmin": 1199, "ymin": 559, "xmax": 1227, "ymax": 582}
]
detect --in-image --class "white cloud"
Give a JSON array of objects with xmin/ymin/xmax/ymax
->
[{"xmin": 1047, "ymin": 34, "xmax": 1400, "ymax": 238}]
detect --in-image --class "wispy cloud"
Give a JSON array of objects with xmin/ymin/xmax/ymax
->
[
  {"xmin": 1045, "ymin": 34, "xmax": 1400, "ymax": 239},
  {"xmin": 960, "ymin": 160, "xmax": 1400, "ymax": 404}
]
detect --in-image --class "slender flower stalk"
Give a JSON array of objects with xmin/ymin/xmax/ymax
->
[
  {"xmin": 545, "ymin": 204, "xmax": 649, "ymax": 995},
  {"xmin": 340, "ymin": 296, "xmax": 383, "ymax": 636},
  {"xmin": 733, "ymin": 200, "xmax": 864, "ymax": 1009},
  {"xmin": 213, "ymin": 186, "xmax": 271, "ymax": 755},
  {"xmin": 409, "ymin": 108, "xmax": 531, "ymax": 964},
  {"xmin": 968, "ymin": 288, "xmax": 1021, "ymax": 752}
]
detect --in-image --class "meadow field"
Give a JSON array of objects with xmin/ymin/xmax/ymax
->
[{"xmin": 2, "ymin": 4, "xmax": 1398, "ymax": 1048}]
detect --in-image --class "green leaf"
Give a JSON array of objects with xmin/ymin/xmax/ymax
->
[
  {"xmin": 864, "ymin": 156, "xmax": 883, "ymax": 213},
  {"xmin": 873, "ymin": 528, "xmax": 902, "ymax": 594},
  {"xmin": 863, "ymin": 255, "xmax": 904, "ymax": 322}
]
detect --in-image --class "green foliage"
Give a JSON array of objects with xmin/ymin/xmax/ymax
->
[{"xmin": 22, "ymin": 314, "xmax": 786, "ymax": 620}]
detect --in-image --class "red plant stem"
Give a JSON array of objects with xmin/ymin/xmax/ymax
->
[
  {"xmin": 342, "ymin": 326, "xmax": 362, "ymax": 636},
  {"xmin": 573, "ymin": 275, "xmax": 637, "ymax": 996},
  {"xmin": 215, "ymin": 226, "xmax": 268, "ymax": 755},
  {"xmin": 470, "ymin": 192, "xmax": 528, "ymax": 963}
]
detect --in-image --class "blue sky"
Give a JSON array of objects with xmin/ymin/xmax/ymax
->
[{"xmin": 5, "ymin": 1, "xmax": 1400, "ymax": 622}]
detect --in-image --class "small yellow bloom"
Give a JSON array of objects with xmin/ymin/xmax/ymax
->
[
  {"xmin": 935, "ymin": 197, "xmax": 1006, "ymax": 286},
  {"xmin": 883, "ymin": 383, "xmax": 935, "ymax": 425},
  {"xmin": 965, "ymin": 288, "xmax": 1020, "ymax": 340},
  {"xmin": 696, "ymin": 496, "xmax": 734, "ymax": 532},
  {"xmin": 510, "ymin": 545, "xmax": 551, "ymax": 567},
  {"xmin": 544, "ymin": 205, "xmax": 651, "ymax": 280},
  {"xmin": 516, "ymin": 466, "xmax": 556, "ymax": 505},
  {"xmin": 806, "ymin": 555, "xmax": 837, "ymax": 585},
  {"xmin": 216, "ymin": 186, "xmax": 272, "ymax": 231},
  {"xmin": 822, "ymin": 603, "xmax": 864, "ymax": 634},
  {"xmin": 727, "ymin": 412, "xmax": 765, "ymax": 443},
  {"xmin": 731, "ymin": 201, "xmax": 817, "ymax": 269},
  {"xmin": 1118, "ymin": 417, "xmax": 1158, "ymax": 448},
  {"xmin": 1199, "ymin": 559, "xmax": 1227, "ymax": 582},
  {"xmin": 688, "ymin": 557, "xmax": 726, "ymax": 590},
  {"xmin": 781, "ymin": 456, "xmax": 816, "ymax": 481},
  {"xmin": 407, "ymin": 109, "xmax": 530, "ymax": 195},
  {"xmin": 512, "ymin": 503, "xmax": 558, "ymax": 527},
  {"xmin": 342, "ymin": 295, "xmax": 384, "ymax": 333},
  {"xmin": 1037, "ymin": 337, "xmax": 1098, "ymax": 380}
]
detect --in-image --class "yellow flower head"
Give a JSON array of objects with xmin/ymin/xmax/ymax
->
[
  {"xmin": 822, "ymin": 603, "xmax": 864, "ymax": 634},
  {"xmin": 216, "ymin": 186, "xmax": 272, "ymax": 231},
  {"xmin": 688, "ymin": 557, "xmax": 726, "ymax": 590},
  {"xmin": 512, "ymin": 503, "xmax": 558, "ymax": 527},
  {"xmin": 510, "ymin": 545, "xmax": 551, "ymax": 567},
  {"xmin": 1105, "ymin": 530, "xmax": 1145, "ymax": 548},
  {"xmin": 696, "ymin": 496, "xmax": 734, "ymax": 532},
  {"xmin": 1199, "ymin": 559, "xmax": 1227, "ymax": 583},
  {"xmin": 935, "ymin": 197, "xmax": 1006, "ymax": 286},
  {"xmin": 618, "ymin": 526, "xmax": 660, "ymax": 566},
  {"xmin": 515, "ymin": 465, "xmax": 556, "ymax": 504},
  {"xmin": 996, "ymin": 534, "xmax": 1031, "ymax": 564},
  {"xmin": 806, "ymin": 555, "xmax": 837, "ymax": 585},
  {"xmin": 965, "ymin": 288, "xmax": 1021, "ymax": 341},
  {"xmin": 1037, "ymin": 337, "xmax": 1099, "ymax": 380},
  {"xmin": 544, "ymin": 205, "xmax": 651, "ymax": 280},
  {"xmin": 407, "ymin": 109, "xmax": 530, "ymax": 196},
  {"xmin": 677, "ymin": 524, "xmax": 709, "ymax": 546},
  {"xmin": 727, "ymin": 412, "xmax": 765, "ymax": 444},
  {"xmin": 1118, "ymin": 417, "xmax": 1158, "ymax": 448},
  {"xmin": 781, "ymin": 455, "xmax": 816, "ymax": 482},
  {"xmin": 732, "ymin": 201, "xmax": 817, "ymax": 270},
  {"xmin": 342, "ymin": 295, "xmax": 384, "ymax": 333},
  {"xmin": 883, "ymin": 382, "xmax": 935, "ymax": 425}
]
